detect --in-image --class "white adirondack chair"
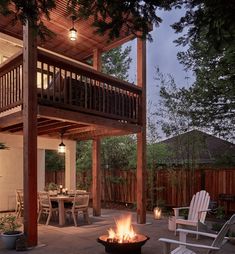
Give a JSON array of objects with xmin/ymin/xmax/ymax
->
[
  {"xmin": 173, "ymin": 190, "xmax": 210, "ymax": 238},
  {"xmin": 159, "ymin": 214, "xmax": 235, "ymax": 254}
]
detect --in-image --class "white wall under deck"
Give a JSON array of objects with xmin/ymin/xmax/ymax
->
[{"xmin": 0, "ymin": 133, "xmax": 76, "ymax": 212}]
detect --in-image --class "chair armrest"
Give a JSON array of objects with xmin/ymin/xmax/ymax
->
[
  {"xmin": 198, "ymin": 209, "xmax": 211, "ymax": 217},
  {"xmin": 159, "ymin": 238, "xmax": 220, "ymax": 250},
  {"xmin": 177, "ymin": 228, "xmax": 217, "ymax": 238},
  {"xmin": 173, "ymin": 207, "xmax": 189, "ymax": 217}
]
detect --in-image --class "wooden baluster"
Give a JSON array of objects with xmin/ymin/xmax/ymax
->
[
  {"xmin": 89, "ymin": 79, "xmax": 92, "ymax": 109},
  {"xmin": 107, "ymin": 85, "xmax": 110, "ymax": 114},
  {"xmin": 41, "ymin": 62, "xmax": 44, "ymax": 99},
  {"xmin": 9, "ymin": 71, "xmax": 11, "ymax": 105},
  {"xmin": 102, "ymin": 83, "xmax": 105, "ymax": 113},
  {"xmin": 16, "ymin": 66, "xmax": 19, "ymax": 102},
  {"xmin": 12, "ymin": 69, "xmax": 15, "ymax": 104},
  {"xmin": 115, "ymin": 87, "xmax": 117, "ymax": 115},
  {"xmin": 63, "ymin": 70, "xmax": 67, "ymax": 104},
  {"xmin": 52, "ymin": 66, "xmax": 56, "ymax": 102},
  {"xmin": 46, "ymin": 64, "xmax": 50, "ymax": 100},
  {"xmin": 70, "ymin": 72, "xmax": 73, "ymax": 105},
  {"xmin": 98, "ymin": 81, "xmax": 101, "ymax": 111},
  {"xmin": 84, "ymin": 76, "xmax": 88, "ymax": 109},
  {"xmin": 59, "ymin": 68, "xmax": 62, "ymax": 103}
]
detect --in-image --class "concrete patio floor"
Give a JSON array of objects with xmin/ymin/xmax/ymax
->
[{"xmin": 0, "ymin": 209, "xmax": 234, "ymax": 254}]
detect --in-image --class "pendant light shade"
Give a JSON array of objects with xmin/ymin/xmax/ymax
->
[
  {"xmin": 58, "ymin": 131, "xmax": 66, "ymax": 153},
  {"xmin": 69, "ymin": 16, "xmax": 77, "ymax": 41}
]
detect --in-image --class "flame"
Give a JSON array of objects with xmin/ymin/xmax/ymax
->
[{"xmin": 107, "ymin": 215, "xmax": 137, "ymax": 243}]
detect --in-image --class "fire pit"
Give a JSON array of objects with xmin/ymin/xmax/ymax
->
[{"xmin": 97, "ymin": 215, "xmax": 149, "ymax": 254}]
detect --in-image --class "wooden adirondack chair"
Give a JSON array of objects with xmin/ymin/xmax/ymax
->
[
  {"xmin": 173, "ymin": 190, "xmax": 210, "ymax": 239},
  {"xmin": 159, "ymin": 214, "xmax": 235, "ymax": 254}
]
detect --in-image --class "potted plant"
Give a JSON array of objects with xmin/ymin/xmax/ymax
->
[
  {"xmin": 0, "ymin": 214, "xmax": 23, "ymax": 249},
  {"xmin": 228, "ymin": 231, "xmax": 235, "ymax": 245}
]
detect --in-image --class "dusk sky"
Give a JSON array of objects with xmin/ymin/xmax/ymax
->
[{"xmin": 126, "ymin": 8, "xmax": 194, "ymax": 104}]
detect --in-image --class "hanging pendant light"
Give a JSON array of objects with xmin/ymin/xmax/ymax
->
[
  {"xmin": 58, "ymin": 130, "xmax": 66, "ymax": 153},
  {"xmin": 69, "ymin": 16, "xmax": 78, "ymax": 41}
]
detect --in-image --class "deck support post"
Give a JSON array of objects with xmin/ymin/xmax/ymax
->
[
  {"xmin": 23, "ymin": 20, "xmax": 38, "ymax": 246},
  {"xmin": 92, "ymin": 138, "xmax": 101, "ymax": 216},
  {"xmin": 92, "ymin": 48, "xmax": 102, "ymax": 216},
  {"xmin": 136, "ymin": 37, "xmax": 147, "ymax": 224},
  {"xmin": 93, "ymin": 48, "xmax": 102, "ymax": 71}
]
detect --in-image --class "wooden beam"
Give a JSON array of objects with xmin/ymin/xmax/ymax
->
[
  {"xmin": 136, "ymin": 38, "xmax": 147, "ymax": 224},
  {"xmin": 92, "ymin": 138, "xmax": 101, "ymax": 216},
  {"xmin": 38, "ymin": 106, "xmax": 141, "ymax": 133},
  {"xmin": 68, "ymin": 128, "xmax": 132, "ymax": 140},
  {"xmin": 23, "ymin": 20, "xmax": 38, "ymax": 246},
  {"xmin": 0, "ymin": 110, "xmax": 23, "ymax": 129}
]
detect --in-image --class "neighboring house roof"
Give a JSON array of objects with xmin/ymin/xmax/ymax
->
[{"xmin": 157, "ymin": 130, "xmax": 235, "ymax": 166}]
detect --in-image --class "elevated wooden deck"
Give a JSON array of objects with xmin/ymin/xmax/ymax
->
[{"xmin": 0, "ymin": 50, "xmax": 142, "ymax": 140}]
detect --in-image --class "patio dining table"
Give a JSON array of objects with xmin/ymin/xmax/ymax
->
[{"xmin": 50, "ymin": 192, "xmax": 89, "ymax": 226}]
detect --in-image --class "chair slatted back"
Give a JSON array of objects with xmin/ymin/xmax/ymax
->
[
  {"xmin": 16, "ymin": 189, "xmax": 23, "ymax": 206},
  {"xmin": 38, "ymin": 192, "xmax": 51, "ymax": 209},
  {"xmin": 73, "ymin": 193, "xmax": 89, "ymax": 210},
  {"xmin": 188, "ymin": 190, "xmax": 210, "ymax": 222},
  {"xmin": 209, "ymin": 214, "xmax": 235, "ymax": 253}
]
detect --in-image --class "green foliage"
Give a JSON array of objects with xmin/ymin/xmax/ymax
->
[
  {"xmin": 171, "ymin": 1, "xmax": 235, "ymax": 140},
  {"xmin": 102, "ymin": 46, "xmax": 132, "ymax": 81},
  {"xmin": 101, "ymin": 136, "xmax": 136, "ymax": 170},
  {"xmin": 76, "ymin": 141, "xmax": 92, "ymax": 171},
  {"xmin": 76, "ymin": 136, "xmax": 136, "ymax": 171},
  {"xmin": 147, "ymin": 143, "xmax": 169, "ymax": 168},
  {"xmin": 45, "ymin": 150, "xmax": 65, "ymax": 171},
  {"xmin": 0, "ymin": 214, "xmax": 21, "ymax": 233},
  {"xmin": 67, "ymin": 0, "xmax": 171, "ymax": 41},
  {"xmin": 76, "ymin": 174, "xmax": 92, "ymax": 191},
  {"xmin": 44, "ymin": 182, "xmax": 58, "ymax": 191},
  {"xmin": 172, "ymin": 0, "xmax": 235, "ymax": 52},
  {"xmin": 154, "ymin": 68, "xmax": 193, "ymax": 138},
  {"xmin": 215, "ymin": 206, "xmax": 225, "ymax": 220},
  {"xmin": 211, "ymin": 222, "xmax": 223, "ymax": 233},
  {"xmin": 0, "ymin": 0, "xmax": 56, "ymax": 41}
]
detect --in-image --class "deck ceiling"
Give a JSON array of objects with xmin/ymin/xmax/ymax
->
[
  {"xmin": 0, "ymin": 111, "xmax": 135, "ymax": 141},
  {"xmin": 0, "ymin": 1, "xmax": 135, "ymax": 61}
]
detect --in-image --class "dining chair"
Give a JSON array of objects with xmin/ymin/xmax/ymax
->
[
  {"xmin": 15, "ymin": 189, "xmax": 24, "ymax": 218},
  {"xmin": 65, "ymin": 192, "xmax": 90, "ymax": 226},
  {"xmin": 37, "ymin": 191, "xmax": 58, "ymax": 226}
]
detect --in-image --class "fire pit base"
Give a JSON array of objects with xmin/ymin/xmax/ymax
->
[{"xmin": 97, "ymin": 234, "xmax": 149, "ymax": 254}]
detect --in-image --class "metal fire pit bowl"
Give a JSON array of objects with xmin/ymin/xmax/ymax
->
[{"xmin": 97, "ymin": 234, "xmax": 150, "ymax": 254}]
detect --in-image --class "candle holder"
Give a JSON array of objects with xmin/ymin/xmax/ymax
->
[
  {"xmin": 59, "ymin": 185, "xmax": 63, "ymax": 195},
  {"xmin": 154, "ymin": 207, "xmax": 162, "ymax": 220}
]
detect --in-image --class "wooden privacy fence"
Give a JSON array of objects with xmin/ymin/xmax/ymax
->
[{"xmin": 45, "ymin": 168, "xmax": 235, "ymax": 212}]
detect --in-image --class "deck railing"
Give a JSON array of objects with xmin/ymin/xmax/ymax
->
[
  {"xmin": 0, "ymin": 52, "xmax": 23, "ymax": 112},
  {"xmin": 0, "ymin": 50, "xmax": 142, "ymax": 124}
]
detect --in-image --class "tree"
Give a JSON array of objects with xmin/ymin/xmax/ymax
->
[
  {"xmin": 171, "ymin": 0, "xmax": 235, "ymax": 140},
  {"xmin": 45, "ymin": 150, "xmax": 65, "ymax": 171},
  {"xmin": 102, "ymin": 46, "xmax": 132, "ymax": 81},
  {"xmin": 153, "ymin": 68, "xmax": 193, "ymax": 137},
  {"xmin": 172, "ymin": 0, "xmax": 235, "ymax": 52}
]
